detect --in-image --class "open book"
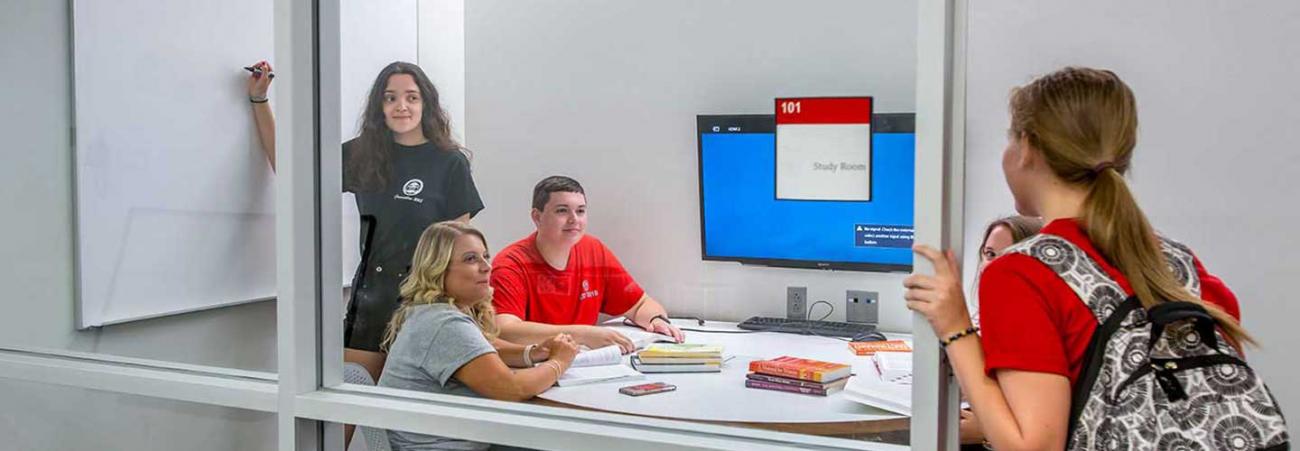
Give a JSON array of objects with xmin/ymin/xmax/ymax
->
[
  {"xmin": 551, "ymin": 345, "xmax": 643, "ymax": 386},
  {"xmin": 546, "ymin": 325, "xmax": 675, "ymax": 386},
  {"xmin": 569, "ymin": 345, "xmax": 622, "ymax": 368},
  {"xmin": 616, "ymin": 328, "xmax": 677, "ymax": 349},
  {"xmin": 556, "ymin": 364, "xmax": 643, "ymax": 387}
]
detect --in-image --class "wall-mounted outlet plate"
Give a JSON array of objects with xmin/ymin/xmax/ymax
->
[
  {"xmin": 787, "ymin": 286, "xmax": 807, "ymax": 320},
  {"xmin": 846, "ymin": 290, "xmax": 878, "ymax": 324}
]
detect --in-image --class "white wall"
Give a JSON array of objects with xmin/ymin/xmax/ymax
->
[
  {"xmin": 0, "ymin": 0, "xmax": 275, "ymax": 447},
  {"xmin": 464, "ymin": 0, "xmax": 919, "ymax": 331},
  {"xmin": 0, "ymin": 378, "xmax": 276, "ymax": 451},
  {"xmin": 418, "ymin": 0, "xmax": 467, "ymax": 146},
  {"xmin": 964, "ymin": 0, "xmax": 1300, "ymax": 433}
]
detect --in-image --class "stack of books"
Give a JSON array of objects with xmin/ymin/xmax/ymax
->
[
  {"xmin": 630, "ymin": 343, "xmax": 725, "ymax": 373},
  {"xmin": 744, "ymin": 356, "xmax": 852, "ymax": 396}
]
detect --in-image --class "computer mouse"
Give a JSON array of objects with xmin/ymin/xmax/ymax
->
[{"xmin": 851, "ymin": 331, "xmax": 887, "ymax": 342}]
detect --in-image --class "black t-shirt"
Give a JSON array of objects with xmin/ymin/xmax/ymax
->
[{"xmin": 343, "ymin": 139, "xmax": 484, "ymax": 271}]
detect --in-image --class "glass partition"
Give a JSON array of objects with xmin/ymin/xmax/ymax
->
[{"xmin": 315, "ymin": 1, "xmax": 936, "ymax": 449}]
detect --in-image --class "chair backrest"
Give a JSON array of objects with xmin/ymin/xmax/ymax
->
[{"xmin": 342, "ymin": 363, "xmax": 394, "ymax": 451}]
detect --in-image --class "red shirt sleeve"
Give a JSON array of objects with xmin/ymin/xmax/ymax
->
[
  {"xmin": 595, "ymin": 241, "xmax": 645, "ymax": 317},
  {"xmin": 489, "ymin": 253, "xmax": 529, "ymax": 320},
  {"xmin": 979, "ymin": 255, "xmax": 1074, "ymax": 379},
  {"xmin": 1192, "ymin": 255, "xmax": 1241, "ymax": 321}
]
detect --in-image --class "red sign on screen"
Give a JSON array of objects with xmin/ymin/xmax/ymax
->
[
  {"xmin": 774, "ymin": 96, "xmax": 874, "ymax": 202},
  {"xmin": 775, "ymin": 97, "xmax": 873, "ymax": 125}
]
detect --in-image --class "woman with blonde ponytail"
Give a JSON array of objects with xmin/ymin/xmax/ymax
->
[
  {"xmin": 378, "ymin": 221, "xmax": 579, "ymax": 451},
  {"xmin": 903, "ymin": 67, "xmax": 1273, "ymax": 450}
]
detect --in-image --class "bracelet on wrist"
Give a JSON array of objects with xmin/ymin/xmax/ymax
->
[
  {"xmin": 522, "ymin": 344, "xmax": 536, "ymax": 367},
  {"xmin": 940, "ymin": 326, "xmax": 980, "ymax": 348},
  {"xmin": 249, "ymin": 96, "xmax": 268, "ymax": 104},
  {"xmin": 544, "ymin": 361, "xmax": 562, "ymax": 379},
  {"xmin": 650, "ymin": 315, "xmax": 671, "ymax": 326}
]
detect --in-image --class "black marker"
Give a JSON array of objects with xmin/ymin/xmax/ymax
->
[{"xmin": 243, "ymin": 66, "xmax": 275, "ymax": 79}]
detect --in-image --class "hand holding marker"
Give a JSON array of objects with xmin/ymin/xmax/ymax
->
[
  {"xmin": 245, "ymin": 61, "xmax": 274, "ymax": 103},
  {"xmin": 243, "ymin": 65, "xmax": 275, "ymax": 79}
]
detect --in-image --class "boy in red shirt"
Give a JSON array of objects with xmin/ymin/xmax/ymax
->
[{"xmin": 491, "ymin": 176, "xmax": 684, "ymax": 352}]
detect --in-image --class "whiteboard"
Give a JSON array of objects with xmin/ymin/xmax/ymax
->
[{"xmin": 72, "ymin": 0, "xmax": 417, "ymax": 328}]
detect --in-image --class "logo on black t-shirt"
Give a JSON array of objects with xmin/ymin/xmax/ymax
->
[
  {"xmin": 394, "ymin": 178, "xmax": 426, "ymax": 204},
  {"xmin": 402, "ymin": 179, "xmax": 424, "ymax": 196}
]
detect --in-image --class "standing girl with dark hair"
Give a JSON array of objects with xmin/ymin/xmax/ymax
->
[
  {"xmin": 246, "ymin": 60, "xmax": 485, "ymax": 382},
  {"xmin": 905, "ymin": 67, "xmax": 1286, "ymax": 450}
]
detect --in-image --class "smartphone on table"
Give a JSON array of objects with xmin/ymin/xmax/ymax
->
[{"xmin": 619, "ymin": 382, "xmax": 676, "ymax": 396}]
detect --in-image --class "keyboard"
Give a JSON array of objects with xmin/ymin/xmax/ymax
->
[{"xmin": 737, "ymin": 316, "xmax": 877, "ymax": 338}]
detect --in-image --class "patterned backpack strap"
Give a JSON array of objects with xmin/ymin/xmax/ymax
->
[
  {"xmin": 1000, "ymin": 234, "xmax": 1215, "ymax": 367},
  {"xmin": 1000, "ymin": 234, "xmax": 1204, "ymax": 321},
  {"xmin": 1156, "ymin": 235, "xmax": 1201, "ymax": 296},
  {"xmin": 1001, "ymin": 234, "xmax": 1131, "ymax": 323}
]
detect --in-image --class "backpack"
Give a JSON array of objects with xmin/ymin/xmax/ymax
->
[{"xmin": 1002, "ymin": 234, "xmax": 1290, "ymax": 450}]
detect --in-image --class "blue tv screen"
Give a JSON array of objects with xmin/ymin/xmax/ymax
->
[{"xmin": 697, "ymin": 114, "xmax": 915, "ymax": 272}]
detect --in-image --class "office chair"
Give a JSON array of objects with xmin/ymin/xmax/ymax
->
[{"xmin": 342, "ymin": 362, "xmax": 394, "ymax": 451}]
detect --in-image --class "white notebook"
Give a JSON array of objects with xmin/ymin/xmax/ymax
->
[{"xmin": 556, "ymin": 364, "xmax": 644, "ymax": 387}]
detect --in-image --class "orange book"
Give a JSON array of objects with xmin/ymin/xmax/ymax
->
[
  {"xmin": 748, "ymin": 356, "xmax": 851, "ymax": 382},
  {"xmin": 848, "ymin": 340, "xmax": 912, "ymax": 356}
]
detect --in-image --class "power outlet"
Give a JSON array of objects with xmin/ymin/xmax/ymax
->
[
  {"xmin": 786, "ymin": 286, "xmax": 808, "ymax": 320},
  {"xmin": 846, "ymin": 290, "xmax": 879, "ymax": 324}
]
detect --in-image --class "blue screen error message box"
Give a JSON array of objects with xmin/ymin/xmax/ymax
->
[{"xmin": 855, "ymin": 224, "xmax": 914, "ymax": 249}]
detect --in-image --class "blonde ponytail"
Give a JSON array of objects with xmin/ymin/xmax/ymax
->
[
  {"xmin": 1086, "ymin": 167, "xmax": 1253, "ymax": 345},
  {"xmin": 1011, "ymin": 67, "xmax": 1254, "ymax": 347}
]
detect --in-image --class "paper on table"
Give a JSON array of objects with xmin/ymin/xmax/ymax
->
[
  {"xmin": 570, "ymin": 345, "xmax": 622, "ymax": 368},
  {"xmin": 872, "ymin": 351, "xmax": 913, "ymax": 382},
  {"xmin": 556, "ymin": 364, "xmax": 644, "ymax": 387},
  {"xmin": 843, "ymin": 374, "xmax": 912, "ymax": 416}
]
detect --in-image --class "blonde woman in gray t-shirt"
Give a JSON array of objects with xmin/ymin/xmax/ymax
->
[{"xmin": 379, "ymin": 221, "xmax": 579, "ymax": 451}]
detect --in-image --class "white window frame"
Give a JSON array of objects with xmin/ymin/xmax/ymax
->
[{"xmin": 0, "ymin": 1, "xmax": 966, "ymax": 450}]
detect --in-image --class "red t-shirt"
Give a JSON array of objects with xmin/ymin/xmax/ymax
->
[
  {"xmin": 490, "ymin": 233, "xmax": 645, "ymax": 325},
  {"xmin": 979, "ymin": 219, "xmax": 1241, "ymax": 385}
]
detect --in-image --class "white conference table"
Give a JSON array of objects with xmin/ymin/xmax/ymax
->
[{"xmin": 535, "ymin": 319, "xmax": 910, "ymax": 436}]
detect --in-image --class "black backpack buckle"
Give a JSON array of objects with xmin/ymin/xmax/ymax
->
[{"xmin": 1151, "ymin": 361, "xmax": 1188, "ymax": 401}]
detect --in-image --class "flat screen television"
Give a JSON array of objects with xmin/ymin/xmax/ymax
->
[{"xmin": 697, "ymin": 113, "xmax": 915, "ymax": 272}]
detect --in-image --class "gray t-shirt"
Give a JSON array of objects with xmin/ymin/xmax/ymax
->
[{"xmin": 378, "ymin": 303, "xmax": 497, "ymax": 451}]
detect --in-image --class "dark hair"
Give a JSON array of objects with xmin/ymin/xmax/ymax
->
[
  {"xmin": 531, "ymin": 176, "xmax": 585, "ymax": 211},
  {"xmin": 1010, "ymin": 67, "xmax": 1252, "ymax": 345},
  {"xmin": 980, "ymin": 215, "xmax": 1044, "ymax": 250},
  {"xmin": 344, "ymin": 61, "xmax": 462, "ymax": 192}
]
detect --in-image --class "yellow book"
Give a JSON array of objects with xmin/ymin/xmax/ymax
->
[{"xmin": 637, "ymin": 343, "xmax": 724, "ymax": 358}]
